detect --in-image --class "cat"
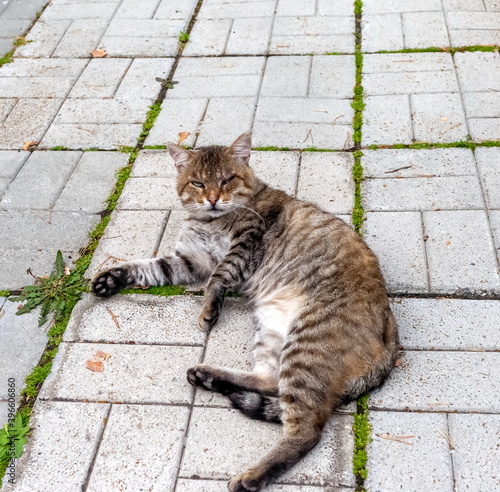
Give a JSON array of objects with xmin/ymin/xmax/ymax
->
[{"xmin": 91, "ymin": 132, "xmax": 399, "ymax": 492}]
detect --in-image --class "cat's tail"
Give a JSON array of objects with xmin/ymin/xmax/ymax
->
[{"xmin": 228, "ymin": 391, "xmax": 282, "ymax": 424}]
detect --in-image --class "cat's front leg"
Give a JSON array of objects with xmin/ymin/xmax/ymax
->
[
  {"xmin": 198, "ymin": 279, "xmax": 225, "ymax": 331},
  {"xmin": 92, "ymin": 253, "xmax": 208, "ymax": 297}
]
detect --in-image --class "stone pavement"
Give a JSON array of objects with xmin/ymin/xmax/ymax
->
[{"xmin": 1, "ymin": 0, "xmax": 500, "ymax": 491}]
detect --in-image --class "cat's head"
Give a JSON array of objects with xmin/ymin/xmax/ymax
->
[{"xmin": 168, "ymin": 133, "xmax": 257, "ymax": 219}]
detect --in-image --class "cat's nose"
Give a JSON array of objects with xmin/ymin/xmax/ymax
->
[{"xmin": 208, "ymin": 198, "xmax": 218, "ymax": 206}]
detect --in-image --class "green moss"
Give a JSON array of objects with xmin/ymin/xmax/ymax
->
[
  {"xmin": 353, "ymin": 395, "xmax": 371, "ymax": 487},
  {"xmin": 143, "ymin": 145, "xmax": 168, "ymax": 150},
  {"xmin": 0, "ymin": 290, "xmax": 10, "ymax": 297},
  {"xmin": 0, "ymin": 50, "xmax": 14, "ymax": 67},
  {"xmin": 352, "ymin": 152, "xmax": 364, "ymax": 233},
  {"xmin": 368, "ymin": 140, "xmax": 497, "ymax": 151},
  {"xmin": 252, "ymin": 146, "xmax": 291, "ymax": 151},
  {"xmin": 50, "ymin": 146, "xmax": 68, "ymax": 151},
  {"xmin": 374, "ymin": 45, "xmax": 498, "ymax": 55},
  {"xmin": 121, "ymin": 285, "xmax": 186, "ymax": 297},
  {"xmin": 21, "ymin": 363, "xmax": 52, "ymax": 399},
  {"xmin": 118, "ymin": 145, "xmax": 136, "ymax": 154},
  {"xmin": 137, "ymin": 102, "xmax": 163, "ymax": 146},
  {"xmin": 105, "ymin": 165, "xmax": 132, "ymax": 212},
  {"xmin": 12, "ymin": 36, "xmax": 31, "ymax": 47},
  {"xmin": 302, "ymin": 147, "xmax": 334, "ymax": 152}
]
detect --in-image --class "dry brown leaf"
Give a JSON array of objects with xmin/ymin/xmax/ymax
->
[
  {"xmin": 94, "ymin": 350, "xmax": 111, "ymax": 362},
  {"xmin": 445, "ymin": 241, "xmax": 451, "ymax": 246},
  {"xmin": 23, "ymin": 141, "xmax": 39, "ymax": 151},
  {"xmin": 90, "ymin": 48, "xmax": 107, "ymax": 58},
  {"xmin": 177, "ymin": 131, "xmax": 190, "ymax": 144},
  {"xmin": 85, "ymin": 360, "xmax": 104, "ymax": 372}
]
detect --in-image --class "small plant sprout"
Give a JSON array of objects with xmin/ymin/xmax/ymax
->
[
  {"xmin": 178, "ymin": 31, "xmax": 190, "ymax": 43},
  {"xmin": 0, "ymin": 414, "xmax": 30, "ymax": 462}
]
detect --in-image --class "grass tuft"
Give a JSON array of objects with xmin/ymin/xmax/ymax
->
[
  {"xmin": 0, "ymin": 290, "xmax": 10, "ymax": 297},
  {"xmin": 178, "ymin": 31, "xmax": 190, "ymax": 43},
  {"xmin": 353, "ymin": 395, "xmax": 371, "ymax": 487},
  {"xmin": 122, "ymin": 285, "xmax": 186, "ymax": 297}
]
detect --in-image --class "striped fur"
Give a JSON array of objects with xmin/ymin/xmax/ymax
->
[{"xmin": 91, "ymin": 133, "xmax": 399, "ymax": 492}]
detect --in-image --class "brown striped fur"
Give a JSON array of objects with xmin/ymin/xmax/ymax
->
[{"xmin": 91, "ymin": 133, "xmax": 399, "ymax": 492}]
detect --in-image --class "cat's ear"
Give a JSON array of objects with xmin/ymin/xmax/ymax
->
[
  {"xmin": 228, "ymin": 132, "xmax": 252, "ymax": 165},
  {"xmin": 168, "ymin": 142, "xmax": 192, "ymax": 173}
]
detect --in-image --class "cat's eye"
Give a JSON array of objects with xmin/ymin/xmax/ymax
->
[
  {"xmin": 221, "ymin": 175, "xmax": 236, "ymax": 186},
  {"xmin": 191, "ymin": 181, "xmax": 204, "ymax": 188}
]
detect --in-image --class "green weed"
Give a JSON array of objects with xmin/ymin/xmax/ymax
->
[{"xmin": 178, "ymin": 31, "xmax": 190, "ymax": 43}]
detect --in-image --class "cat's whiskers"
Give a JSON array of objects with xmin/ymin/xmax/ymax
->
[{"xmin": 231, "ymin": 203, "xmax": 266, "ymax": 225}]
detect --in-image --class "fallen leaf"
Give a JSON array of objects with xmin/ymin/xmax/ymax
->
[
  {"xmin": 177, "ymin": 131, "xmax": 190, "ymax": 144},
  {"xmin": 90, "ymin": 48, "xmax": 107, "ymax": 58},
  {"xmin": 440, "ymin": 116, "xmax": 449, "ymax": 121},
  {"xmin": 23, "ymin": 141, "xmax": 39, "ymax": 151},
  {"xmin": 85, "ymin": 360, "xmax": 104, "ymax": 372},
  {"xmin": 445, "ymin": 241, "xmax": 451, "ymax": 245},
  {"xmin": 94, "ymin": 350, "xmax": 111, "ymax": 362}
]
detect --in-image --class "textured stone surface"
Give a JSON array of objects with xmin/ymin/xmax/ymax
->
[
  {"xmin": 476, "ymin": 147, "xmax": 500, "ymax": 209},
  {"xmin": 40, "ymin": 342, "xmax": 203, "ymax": 404},
  {"xmin": 448, "ymin": 414, "xmax": 500, "ymax": 491},
  {"xmin": 2, "ymin": 401, "xmax": 110, "ymax": 492},
  {"xmin": 366, "ymin": 412, "xmax": 454, "ymax": 492},
  {"xmin": 87, "ymin": 404, "xmax": 190, "ymax": 492},
  {"xmin": 64, "ymin": 294, "xmax": 206, "ymax": 345},
  {"xmin": 180, "ymin": 407, "xmax": 355, "ymax": 487},
  {"xmin": 370, "ymin": 351, "xmax": 500, "ymax": 412},
  {"xmin": 117, "ymin": 176, "xmax": 179, "ymax": 210},
  {"xmin": 177, "ymin": 480, "xmax": 353, "ymax": 492},
  {"xmin": 391, "ymin": 297, "xmax": 500, "ymax": 350}
]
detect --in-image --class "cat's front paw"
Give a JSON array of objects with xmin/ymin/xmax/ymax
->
[
  {"xmin": 187, "ymin": 365, "xmax": 214, "ymax": 390},
  {"xmin": 198, "ymin": 305, "xmax": 220, "ymax": 332},
  {"xmin": 91, "ymin": 268, "xmax": 128, "ymax": 297},
  {"xmin": 228, "ymin": 470, "xmax": 267, "ymax": 492}
]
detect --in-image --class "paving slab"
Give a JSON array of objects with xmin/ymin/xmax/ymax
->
[
  {"xmin": 475, "ymin": 147, "xmax": 500, "ymax": 209},
  {"xmin": 86, "ymin": 209, "xmax": 167, "ymax": 278},
  {"xmin": 490, "ymin": 210, "xmax": 500, "ymax": 264},
  {"xmin": 423, "ymin": 210, "xmax": 500, "ymax": 294},
  {"xmin": 365, "ymin": 411, "xmax": 454, "ymax": 492},
  {"xmin": 448, "ymin": 413, "xmax": 500, "ymax": 491},
  {"xmin": 0, "ymin": 300, "xmax": 48, "ymax": 400},
  {"xmin": 86, "ymin": 404, "xmax": 190, "ymax": 492},
  {"xmin": 296, "ymin": 152, "xmax": 354, "ymax": 215},
  {"xmin": 64, "ymin": 294, "xmax": 206, "ymax": 345},
  {"xmin": 157, "ymin": 209, "xmax": 187, "ymax": 257},
  {"xmin": 391, "ymin": 297, "xmax": 500, "ymax": 351},
  {"xmin": 14, "ymin": 19, "xmax": 72, "ymax": 58},
  {"xmin": 40, "ymin": 341, "xmax": 203, "ymax": 404},
  {"xmin": 52, "ymin": 18, "xmax": 108, "ymax": 58},
  {"xmin": 179, "ymin": 407, "xmax": 355, "ymax": 487},
  {"xmin": 363, "ymin": 212, "xmax": 428, "ymax": 293},
  {"xmin": 117, "ymin": 176, "xmax": 179, "ymax": 210},
  {"xmin": 177, "ymin": 480, "xmax": 353, "ymax": 492},
  {"xmin": 369, "ymin": 351, "xmax": 500, "ymax": 412},
  {"xmin": 2, "ymin": 401, "xmax": 109, "ymax": 492}
]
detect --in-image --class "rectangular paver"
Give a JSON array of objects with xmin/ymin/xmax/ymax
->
[{"xmin": 40, "ymin": 342, "xmax": 203, "ymax": 404}]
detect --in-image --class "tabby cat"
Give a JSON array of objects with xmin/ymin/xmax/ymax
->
[{"xmin": 92, "ymin": 133, "xmax": 399, "ymax": 492}]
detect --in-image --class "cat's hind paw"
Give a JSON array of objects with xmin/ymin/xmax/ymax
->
[
  {"xmin": 91, "ymin": 268, "xmax": 128, "ymax": 297},
  {"xmin": 228, "ymin": 471, "xmax": 266, "ymax": 492}
]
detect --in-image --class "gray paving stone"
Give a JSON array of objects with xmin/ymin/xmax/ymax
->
[
  {"xmin": 276, "ymin": 0, "xmax": 315, "ymax": 16},
  {"xmin": 115, "ymin": 0, "xmax": 161, "ymax": 19},
  {"xmin": 270, "ymin": 16, "xmax": 355, "ymax": 55},
  {"xmin": 316, "ymin": 0, "xmax": 356, "ymax": 16},
  {"xmin": 0, "ymin": 249, "xmax": 77, "ymax": 289},
  {"xmin": 309, "ymin": 56, "xmax": 356, "ymax": 98},
  {"xmin": 448, "ymin": 414, "xmax": 500, "ymax": 491},
  {"xmin": 64, "ymin": 294, "xmax": 206, "ymax": 345},
  {"xmin": 182, "ymin": 18, "xmax": 232, "ymax": 56},
  {"xmin": 226, "ymin": 17, "xmax": 274, "ymax": 55},
  {"xmin": 51, "ymin": 18, "xmax": 107, "ymax": 57},
  {"xmin": 455, "ymin": 51, "xmax": 500, "ymax": 93},
  {"xmin": 114, "ymin": 58, "xmax": 173, "ymax": 101},
  {"xmin": 260, "ymin": 56, "xmax": 310, "ymax": 97},
  {"xmin": 2, "ymin": 401, "xmax": 109, "ymax": 492},
  {"xmin": 14, "ymin": 19, "xmax": 71, "ymax": 58},
  {"xmin": 0, "ymin": 18, "xmax": 32, "ymax": 38},
  {"xmin": 157, "ymin": 209, "xmax": 187, "ymax": 258},
  {"xmin": 468, "ymin": 118, "xmax": 500, "ymax": 141},
  {"xmin": 168, "ymin": 57, "xmax": 265, "ymax": 99},
  {"xmin": 363, "ymin": 95, "xmax": 413, "ymax": 146},
  {"xmin": 364, "ymin": 52, "xmax": 455, "ymax": 74},
  {"xmin": 0, "ymin": 76, "xmax": 76, "ymax": 99},
  {"xmin": 0, "ymin": 99, "xmax": 16, "ymax": 127},
  {"xmin": 53, "ymin": 98, "xmax": 150, "ymax": 124},
  {"xmin": 476, "ymin": 147, "xmax": 500, "ymax": 209},
  {"xmin": 0, "ymin": 150, "xmax": 29, "ymax": 183},
  {"xmin": 423, "ymin": 210, "xmax": 500, "ymax": 294},
  {"xmin": 131, "ymin": 149, "xmax": 174, "ymax": 177},
  {"xmin": 443, "ymin": 0, "xmax": 486, "ymax": 9},
  {"xmin": 0, "ymin": 401, "xmax": 10, "ymax": 427},
  {"xmin": 370, "ymin": 351, "xmax": 500, "ymax": 412},
  {"xmin": 86, "ymin": 404, "xmax": 190, "ymax": 492},
  {"xmin": 154, "ymin": 0, "xmax": 198, "ymax": 19},
  {"xmin": 362, "ymin": 14, "xmax": 404, "ymax": 52},
  {"xmin": 0, "ymin": 98, "xmax": 64, "ymax": 149},
  {"xmin": 180, "ymin": 407, "xmax": 355, "ymax": 487},
  {"xmin": 198, "ymin": 0, "xmax": 275, "ymax": 19},
  {"xmin": 364, "ymin": 0, "xmax": 442, "ymax": 14},
  {"xmin": 296, "ymin": 152, "xmax": 353, "ymax": 214},
  {"xmin": 391, "ymin": 297, "xmax": 500, "ymax": 350},
  {"xmin": 54, "ymin": 151, "xmax": 128, "ymax": 213},
  {"xmin": 448, "ymin": 11, "xmax": 500, "ymax": 46},
  {"xmin": 177, "ymin": 480, "xmax": 353, "ymax": 492},
  {"xmin": 365, "ymin": 412, "xmax": 454, "ymax": 492},
  {"xmin": 0, "ymin": 300, "xmax": 48, "ymax": 399},
  {"xmin": 1, "ymin": 0, "xmax": 47, "ymax": 19},
  {"xmin": 196, "ymin": 96, "xmax": 255, "ymax": 147},
  {"xmin": 363, "ymin": 212, "xmax": 428, "ymax": 293},
  {"xmin": 86, "ymin": 210, "xmax": 167, "ymax": 277},
  {"xmin": 40, "ymin": 341, "xmax": 203, "ymax": 404},
  {"xmin": 403, "ymin": 12, "xmax": 450, "ymax": 49},
  {"xmin": 145, "ymin": 98, "xmax": 207, "ymax": 148},
  {"xmin": 0, "ymin": 151, "xmax": 81, "ymax": 209},
  {"xmin": 117, "ymin": 176, "xmax": 178, "ymax": 210},
  {"xmin": 363, "ymin": 176, "xmax": 483, "ymax": 212},
  {"xmin": 69, "ymin": 58, "xmax": 131, "ymax": 99},
  {"xmin": 411, "ymin": 93, "xmax": 468, "ymax": 143},
  {"xmin": 39, "ymin": 122, "xmax": 143, "ymax": 149},
  {"xmin": 490, "ymin": 210, "xmax": 500, "ymax": 264},
  {"xmin": 462, "ymin": 92, "xmax": 500, "ymax": 142},
  {"xmin": 251, "ymin": 150, "xmax": 299, "ymax": 195},
  {"xmin": 40, "ymin": 2, "xmax": 118, "ymax": 21},
  {"xmin": 0, "ymin": 211, "xmax": 99, "ymax": 250},
  {"xmin": 0, "ymin": 38, "xmax": 12, "ymax": 54}
]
